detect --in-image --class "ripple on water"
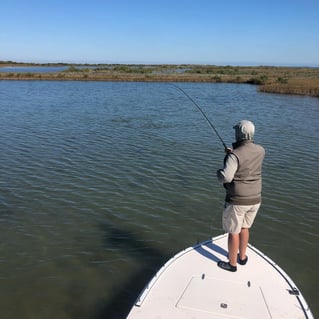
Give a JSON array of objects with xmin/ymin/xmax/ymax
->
[{"xmin": 0, "ymin": 81, "xmax": 318, "ymax": 318}]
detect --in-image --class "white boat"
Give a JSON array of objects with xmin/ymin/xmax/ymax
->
[{"xmin": 127, "ymin": 233, "xmax": 314, "ymax": 319}]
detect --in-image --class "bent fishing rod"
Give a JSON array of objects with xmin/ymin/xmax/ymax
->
[{"xmin": 171, "ymin": 84, "xmax": 228, "ymax": 150}]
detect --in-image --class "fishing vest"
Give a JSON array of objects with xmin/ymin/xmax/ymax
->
[{"xmin": 224, "ymin": 141, "xmax": 265, "ymax": 205}]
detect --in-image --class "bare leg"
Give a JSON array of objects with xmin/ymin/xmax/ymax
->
[
  {"xmin": 239, "ymin": 228, "xmax": 249, "ymax": 260},
  {"xmin": 228, "ymin": 233, "xmax": 239, "ymax": 266}
]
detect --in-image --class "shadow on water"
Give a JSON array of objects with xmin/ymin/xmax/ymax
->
[{"xmin": 94, "ymin": 223, "xmax": 171, "ymax": 319}]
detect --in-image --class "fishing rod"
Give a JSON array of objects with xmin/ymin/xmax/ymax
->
[{"xmin": 171, "ymin": 84, "xmax": 228, "ymax": 150}]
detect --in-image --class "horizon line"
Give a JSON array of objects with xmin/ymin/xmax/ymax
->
[{"xmin": 1, "ymin": 59, "xmax": 319, "ymax": 68}]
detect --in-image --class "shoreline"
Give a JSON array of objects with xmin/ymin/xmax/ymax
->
[{"xmin": 1, "ymin": 62, "xmax": 318, "ymax": 97}]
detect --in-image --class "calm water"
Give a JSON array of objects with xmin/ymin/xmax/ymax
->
[
  {"xmin": 0, "ymin": 66, "xmax": 98, "ymax": 73},
  {"xmin": 0, "ymin": 66, "xmax": 70, "ymax": 73},
  {"xmin": 0, "ymin": 81, "xmax": 318, "ymax": 318}
]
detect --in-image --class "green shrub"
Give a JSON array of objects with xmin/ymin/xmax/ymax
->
[
  {"xmin": 247, "ymin": 75, "xmax": 268, "ymax": 85},
  {"xmin": 276, "ymin": 77, "xmax": 288, "ymax": 84},
  {"xmin": 66, "ymin": 66, "xmax": 81, "ymax": 72}
]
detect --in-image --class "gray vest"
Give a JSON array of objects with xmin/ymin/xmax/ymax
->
[{"xmin": 225, "ymin": 141, "xmax": 265, "ymax": 205}]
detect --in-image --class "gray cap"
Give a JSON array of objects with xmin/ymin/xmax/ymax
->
[{"xmin": 233, "ymin": 120, "xmax": 255, "ymax": 141}]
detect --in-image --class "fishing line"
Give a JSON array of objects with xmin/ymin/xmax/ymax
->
[
  {"xmin": 171, "ymin": 84, "xmax": 227, "ymax": 149},
  {"xmin": 171, "ymin": 84, "xmax": 225, "ymax": 238}
]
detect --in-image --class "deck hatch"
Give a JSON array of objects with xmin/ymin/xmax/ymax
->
[{"xmin": 176, "ymin": 276, "xmax": 271, "ymax": 318}]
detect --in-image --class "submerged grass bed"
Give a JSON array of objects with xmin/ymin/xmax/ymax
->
[{"xmin": 1, "ymin": 62, "xmax": 318, "ymax": 97}]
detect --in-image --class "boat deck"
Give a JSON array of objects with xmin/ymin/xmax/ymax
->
[{"xmin": 127, "ymin": 233, "xmax": 313, "ymax": 319}]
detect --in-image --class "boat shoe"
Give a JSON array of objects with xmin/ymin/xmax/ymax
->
[
  {"xmin": 217, "ymin": 261, "xmax": 237, "ymax": 272},
  {"xmin": 238, "ymin": 254, "xmax": 248, "ymax": 265}
]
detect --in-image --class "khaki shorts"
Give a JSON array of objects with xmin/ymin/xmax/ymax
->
[{"xmin": 222, "ymin": 203, "xmax": 261, "ymax": 234}]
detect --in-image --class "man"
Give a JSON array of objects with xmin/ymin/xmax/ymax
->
[{"xmin": 216, "ymin": 120, "xmax": 265, "ymax": 272}]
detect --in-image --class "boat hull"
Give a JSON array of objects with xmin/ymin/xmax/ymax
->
[{"xmin": 127, "ymin": 233, "xmax": 313, "ymax": 319}]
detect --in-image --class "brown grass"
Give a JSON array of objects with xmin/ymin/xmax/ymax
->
[{"xmin": 259, "ymin": 78, "xmax": 319, "ymax": 97}]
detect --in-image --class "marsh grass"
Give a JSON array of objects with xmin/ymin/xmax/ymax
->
[
  {"xmin": 1, "ymin": 63, "xmax": 318, "ymax": 97},
  {"xmin": 259, "ymin": 78, "xmax": 319, "ymax": 96}
]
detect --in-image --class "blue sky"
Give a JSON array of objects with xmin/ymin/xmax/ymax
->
[{"xmin": 1, "ymin": 0, "xmax": 318, "ymax": 66}]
